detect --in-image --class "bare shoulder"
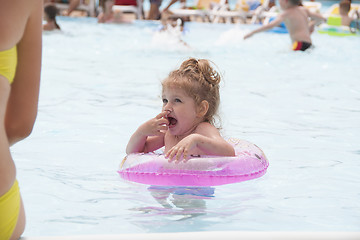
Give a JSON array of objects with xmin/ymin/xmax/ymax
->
[
  {"xmin": 283, "ymin": 6, "xmax": 299, "ymax": 15},
  {"xmin": 283, "ymin": 6, "xmax": 309, "ymax": 22},
  {"xmin": 299, "ymin": 6, "xmax": 311, "ymax": 16},
  {"xmin": 195, "ymin": 122, "xmax": 221, "ymax": 136}
]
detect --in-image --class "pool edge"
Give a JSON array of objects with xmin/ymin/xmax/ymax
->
[{"xmin": 22, "ymin": 231, "xmax": 360, "ymax": 240}]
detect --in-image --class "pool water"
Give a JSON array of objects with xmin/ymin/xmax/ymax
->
[{"xmin": 12, "ymin": 15, "xmax": 360, "ymax": 237}]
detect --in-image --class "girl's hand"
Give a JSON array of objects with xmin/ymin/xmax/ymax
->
[
  {"xmin": 126, "ymin": 111, "xmax": 169, "ymax": 154},
  {"xmin": 139, "ymin": 111, "xmax": 169, "ymax": 137},
  {"xmin": 165, "ymin": 134, "xmax": 199, "ymax": 163}
]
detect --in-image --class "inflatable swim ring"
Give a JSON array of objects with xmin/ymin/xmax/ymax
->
[
  {"xmin": 269, "ymin": 26, "xmax": 288, "ymax": 34},
  {"xmin": 318, "ymin": 23, "xmax": 359, "ymax": 36},
  {"xmin": 266, "ymin": 17, "xmax": 288, "ymax": 34},
  {"xmin": 318, "ymin": 15, "xmax": 360, "ymax": 36},
  {"xmin": 118, "ymin": 138, "xmax": 269, "ymax": 187}
]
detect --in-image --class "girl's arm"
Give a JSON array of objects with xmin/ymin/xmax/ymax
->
[
  {"xmin": 166, "ymin": 122, "xmax": 235, "ymax": 162},
  {"xmin": 244, "ymin": 14, "xmax": 285, "ymax": 39},
  {"xmin": 66, "ymin": 0, "xmax": 81, "ymax": 16},
  {"xmin": 126, "ymin": 133, "xmax": 165, "ymax": 154},
  {"xmin": 126, "ymin": 111, "xmax": 169, "ymax": 154},
  {"xmin": 5, "ymin": 0, "xmax": 42, "ymax": 146}
]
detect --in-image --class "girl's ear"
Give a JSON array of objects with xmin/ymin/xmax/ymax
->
[{"xmin": 197, "ymin": 100, "xmax": 209, "ymax": 118}]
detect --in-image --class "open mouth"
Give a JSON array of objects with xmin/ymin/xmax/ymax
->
[{"xmin": 167, "ymin": 116, "xmax": 177, "ymax": 127}]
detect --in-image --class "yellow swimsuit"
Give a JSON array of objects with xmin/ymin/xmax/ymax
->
[
  {"xmin": 0, "ymin": 46, "xmax": 17, "ymax": 84},
  {"xmin": 0, "ymin": 46, "xmax": 19, "ymax": 240},
  {"xmin": 0, "ymin": 181, "xmax": 21, "ymax": 240}
]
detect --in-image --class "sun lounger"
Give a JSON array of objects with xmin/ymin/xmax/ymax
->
[
  {"xmin": 170, "ymin": 0, "xmax": 223, "ymax": 22},
  {"xmin": 302, "ymin": 1, "xmax": 322, "ymax": 13},
  {"xmin": 208, "ymin": 0, "xmax": 247, "ymax": 23},
  {"xmin": 112, "ymin": 0, "xmax": 144, "ymax": 19},
  {"xmin": 248, "ymin": 0, "xmax": 278, "ymax": 24},
  {"xmin": 252, "ymin": 0, "xmax": 322, "ymax": 25}
]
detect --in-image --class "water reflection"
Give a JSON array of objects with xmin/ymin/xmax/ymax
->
[{"xmin": 132, "ymin": 186, "xmax": 215, "ymax": 221}]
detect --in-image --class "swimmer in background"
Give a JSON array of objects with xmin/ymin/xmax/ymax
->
[
  {"xmin": 338, "ymin": 0, "xmax": 359, "ymax": 28},
  {"xmin": 98, "ymin": 0, "xmax": 133, "ymax": 24},
  {"xmin": 161, "ymin": 14, "xmax": 185, "ymax": 32},
  {"xmin": 126, "ymin": 58, "xmax": 235, "ymax": 162},
  {"xmin": 0, "ymin": 0, "xmax": 42, "ymax": 239},
  {"xmin": 244, "ymin": 0, "xmax": 326, "ymax": 51},
  {"xmin": 158, "ymin": 13, "xmax": 190, "ymax": 48},
  {"xmin": 43, "ymin": 3, "xmax": 61, "ymax": 31},
  {"xmin": 44, "ymin": 0, "xmax": 81, "ymax": 16}
]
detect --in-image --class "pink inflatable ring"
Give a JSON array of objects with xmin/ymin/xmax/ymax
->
[{"xmin": 118, "ymin": 138, "xmax": 269, "ymax": 186}]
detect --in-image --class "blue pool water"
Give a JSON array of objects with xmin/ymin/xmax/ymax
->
[
  {"xmin": 158, "ymin": 0, "xmax": 358, "ymax": 11},
  {"xmin": 12, "ymin": 16, "xmax": 360, "ymax": 236}
]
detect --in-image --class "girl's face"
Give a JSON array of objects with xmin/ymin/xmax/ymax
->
[{"xmin": 162, "ymin": 86, "xmax": 201, "ymax": 136}]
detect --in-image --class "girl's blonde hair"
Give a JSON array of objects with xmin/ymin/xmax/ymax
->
[{"xmin": 162, "ymin": 58, "xmax": 221, "ymax": 127}]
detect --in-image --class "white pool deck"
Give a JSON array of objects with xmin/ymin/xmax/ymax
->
[{"xmin": 23, "ymin": 231, "xmax": 360, "ymax": 240}]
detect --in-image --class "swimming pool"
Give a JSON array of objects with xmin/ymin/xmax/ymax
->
[{"xmin": 13, "ymin": 15, "xmax": 359, "ymax": 237}]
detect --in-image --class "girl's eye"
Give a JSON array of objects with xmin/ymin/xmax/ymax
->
[
  {"xmin": 162, "ymin": 98, "xmax": 168, "ymax": 104},
  {"xmin": 175, "ymin": 98, "xmax": 182, "ymax": 103}
]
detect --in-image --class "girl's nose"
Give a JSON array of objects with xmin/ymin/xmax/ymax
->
[
  {"xmin": 163, "ymin": 103, "xmax": 172, "ymax": 112},
  {"xmin": 163, "ymin": 107, "xmax": 172, "ymax": 115}
]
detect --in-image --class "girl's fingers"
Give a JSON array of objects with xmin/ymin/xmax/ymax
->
[
  {"xmin": 174, "ymin": 148, "xmax": 184, "ymax": 163},
  {"xmin": 155, "ymin": 131, "xmax": 165, "ymax": 136},
  {"xmin": 158, "ymin": 118, "xmax": 169, "ymax": 126},
  {"xmin": 156, "ymin": 111, "xmax": 168, "ymax": 119},
  {"xmin": 166, "ymin": 147, "xmax": 177, "ymax": 162},
  {"xmin": 165, "ymin": 150, "xmax": 170, "ymax": 159},
  {"xmin": 158, "ymin": 125, "xmax": 168, "ymax": 132},
  {"xmin": 182, "ymin": 148, "xmax": 189, "ymax": 161},
  {"xmin": 166, "ymin": 145, "xmax": 189, "ymax": 163}
]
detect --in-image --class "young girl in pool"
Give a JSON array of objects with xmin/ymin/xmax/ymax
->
[{"xmin": 126, "ymin": 58, "xmax": 235, "ymax": 162}]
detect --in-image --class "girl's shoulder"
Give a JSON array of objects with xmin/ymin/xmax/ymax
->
[{"xmin": 195, "ymin": 122, "xmax": 219, "ymax": 134}]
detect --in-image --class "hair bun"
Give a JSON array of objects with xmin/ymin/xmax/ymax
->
[
  {"xmin": 197, "ymin": 59, "xmax": 221, "ymax": 87},
  {"xmin": 179, "ymin": 58, "xmax": 221, "ymax": 87}
]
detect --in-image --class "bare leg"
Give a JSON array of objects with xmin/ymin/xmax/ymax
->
[
  {"xmin": 147, "ymin": 0, "xmax": 162, "ymax": 20},
  {"xmin": 66, "ymin": 0, "xmax": 81, "ymax": 15}
]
